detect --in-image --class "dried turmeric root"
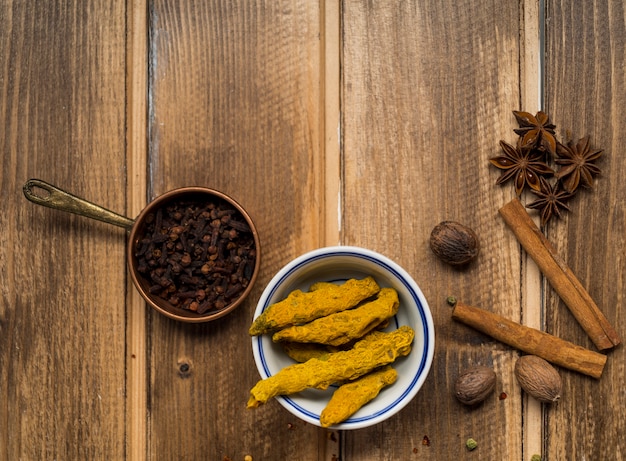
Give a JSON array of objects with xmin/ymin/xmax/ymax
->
[
  {"xmin": 272, "ymin": 288, "xmax": 399, "ymax": 346},
  {"xmin": 246, "ymin": 326, "xmax": 414, "ymax": 408},
  {"xmin": 320, "ymin": 366, "xmax": 398, "ymax": 427},
  {"xmin": 249, "ymin": 276, "xmax": 380, "ymax": 336},
  {"xmin": 281, "ymin": 342, "xmax": 339, "ymax": 363}
]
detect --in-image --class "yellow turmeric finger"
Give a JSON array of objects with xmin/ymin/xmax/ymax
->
[
  {"xmin": 320, "ymin": 366, "xmax": 398, "ymax": 427},
  {"xmin": 309, "ymin": 281, "xmax": 337, "ymax": 291},
  {"xmin": 249, "ymin": 276, "xmax": 380, "ymax": 336},
  {"xmin": 281, "ymin": 342, "xmax": 338, "ymax": 363},
  {"xmin": 247, "ymin": 326, "xmax": 414, "ymax": 408},
  {"xmin": 272, "ymin": 288, "xmax": 399, "ymax": 346}
]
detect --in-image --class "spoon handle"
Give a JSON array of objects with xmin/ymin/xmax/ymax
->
[{"xmin": 23, "ymin": 179, "xmax": 135, "ymax": 230}]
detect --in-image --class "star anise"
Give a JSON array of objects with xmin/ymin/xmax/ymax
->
[
  {"xmin": 489, "ymin": 138, "xmax": 554, "ymax": 196},
  {"xmin": 555, "ymin": 135, "xmax": 603, "ymax": 193},
  {"xmin": 526, "ymin": 177, "xmax": 575, "ymax": 227},
  {"xmin": 513, "ymin": 110, "xmax": 558, "ymax": 157}
]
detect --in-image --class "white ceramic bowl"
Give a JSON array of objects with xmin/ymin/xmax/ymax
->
[{"xmin": 251, "ymin": 246, "xmax": 435, "ymax": 429}]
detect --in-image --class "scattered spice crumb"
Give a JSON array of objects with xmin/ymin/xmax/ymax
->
[
  {"xmin": 530, "ymin": 455, "xmax": 542, "ymax": 461},
  {"xmin": 499, "ymin": 392, "xmax": 508, "ymax": 400},
  {"xmin": 466, "ymin": 438, "xmax": 478, "ymax": 451},
  {"xmin": 446, "ymin": 296, "xmax": 457, "ymax": 307},
  {"xmin": 413, "ymin": 447, "xmax": 418, "ymax": 454},
  {"xmin": 287, "ymin": 422, "xmax": 294, "ymax": 430},
  {"xmin": 422, "ymin": 435, "xmax": 430, "ymax": 446},
  {"xmin": 331, "ymin": 455, "xmax": 339, "ymax": 461}
]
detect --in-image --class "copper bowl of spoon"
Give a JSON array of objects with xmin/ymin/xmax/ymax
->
[{"xmin": 23, "ymin": 179, "xmax": 261, "ymax": 322}]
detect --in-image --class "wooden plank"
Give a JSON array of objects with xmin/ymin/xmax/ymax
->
[
  {"xmin": 146, "ymin": 1, "xmax": 330, "ymax": 458},
  {"xmin": 126, "ymin": 0, "xmax": 149, "ymax": 460},
  {"xmin": 544, "ymin": 0, "xmax": 626, "ymax": 458},
  {"xmin": 341, "ymin": 0, "xmax": 524, "ymax": 458},
  {"xmin": 0, "ymin": 2, "xmax": 127, "ymax": 460}
]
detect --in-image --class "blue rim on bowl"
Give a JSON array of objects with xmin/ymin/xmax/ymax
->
[{"xmin": 251, "ymin": 246, "xmax": 435, "ymax": 429}]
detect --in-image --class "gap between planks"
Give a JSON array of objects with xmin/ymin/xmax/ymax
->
[
  {"xmin": 126, "ymin": 0, "xmax": 149, "ymax": 459},
  {"xmin": 520, "ymin": 0, "xmax": 544, "ymax": 458},
  {"xmin": 321, "ymin": 0, "xmax": 341, "ymax": 248},
  {"xmin": 320, "ymin": 0, "xmax": 343, "ymax": 458}
]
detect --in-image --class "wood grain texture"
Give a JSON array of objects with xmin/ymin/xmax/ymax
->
[
  {"xmin": 0, "ymin": 2, "xmax": 127, "ymax": 460},
  {"xmin": 126, "ymin": 0, "xmax": 149, "ymax": 459},
  {"xmin": 147, "ymin": 1, "xmax": 331, "ymax": 458},
  {"xmin": 341, "ymin": 0, "xmax": 525, "ymax": 458},
  {"xmin": 3, "ymin": 0, "xmax": 626, "ymax": 459},
  {"xmin": 544, "ymin": 0, "xmax": 626, "ymax": 458}
]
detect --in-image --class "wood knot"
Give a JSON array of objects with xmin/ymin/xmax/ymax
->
[{"xmin": 177, "ymin": 359, "xmax": 193, "ymax": 378}]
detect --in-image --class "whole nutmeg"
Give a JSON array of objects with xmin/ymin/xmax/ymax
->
[
  {"xmin": 429, "ymin": 221, "xmax": 480, "ymax": 266},
  {"xmin": 514, "ymin": 355, "xmax": 562, "ymax": 403},
  {"xmin": 454, "ymin": 365, "xmax": 496, "ymax": 405}
]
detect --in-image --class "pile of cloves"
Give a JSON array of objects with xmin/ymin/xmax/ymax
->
[{"xmin": 134, "ymin": 198, "xmax": 257, "ymax": 314}]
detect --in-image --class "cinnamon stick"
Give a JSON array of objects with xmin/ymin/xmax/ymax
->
[
  {"xmin": 451, "ymin": 301, "xmax": 607, "ymax": 378},
  {"xmin": 499, "ymin": 198, "xmax": 621, "ymax": 351}
]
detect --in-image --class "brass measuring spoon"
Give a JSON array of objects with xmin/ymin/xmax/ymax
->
[
  {"xmin": 23, "ymin": 178, "xmax": 261, "ymax": 322},
  {"xmin": 23, "ymin": 179, "xmax": 134, "ymax": 229}
]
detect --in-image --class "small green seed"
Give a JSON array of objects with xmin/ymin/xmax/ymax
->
[
  {"xmin": 466, "ymin": 438, "xmax": 477, "ymax": 450},
  {"xmin": 446, "ymin": 296, "xmax": 457, "ymax": 307},
  {"xmin": 530, "ymin": 455, "xmax": 541, "ymax": 461}
]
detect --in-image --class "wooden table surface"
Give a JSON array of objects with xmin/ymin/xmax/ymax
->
[{"xmin": 2, "ymin": 1, "xmax": 625, "ymax": 459}]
